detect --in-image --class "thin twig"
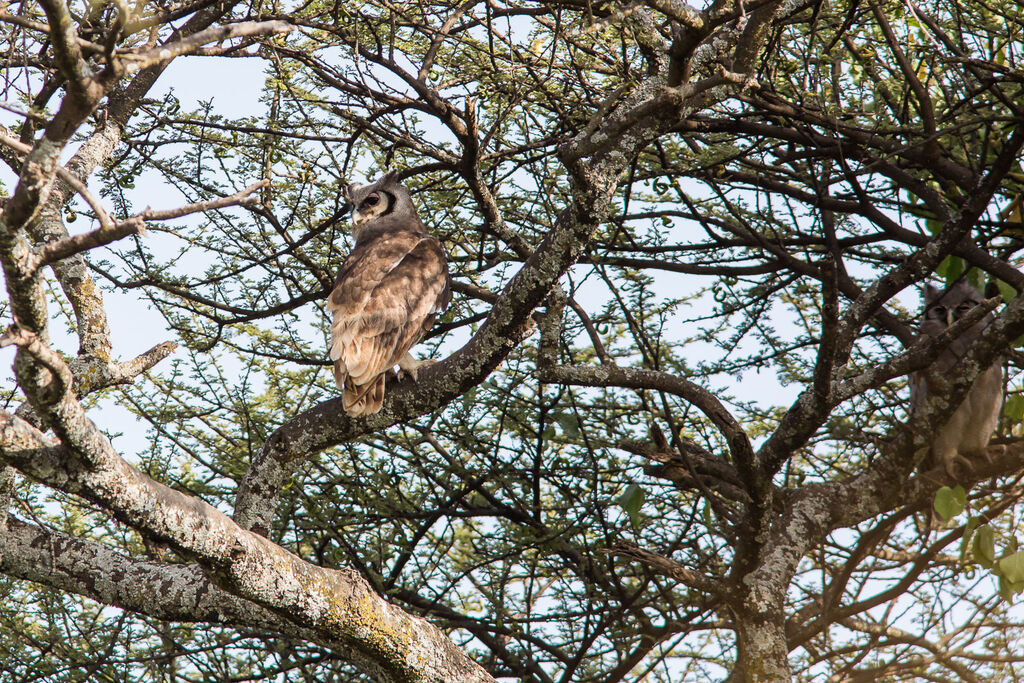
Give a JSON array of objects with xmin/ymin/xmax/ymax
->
[
  {"xmin": 35, "ymin": 180, "xmax": 268, "ymax": 266},
  {"xmin": 137, "ymin": 179, "xmax": 269, "ymax": 221},
  {"xmin": 0, "ymin": 130, "xmax": 115, "ymax": 231},
  {"xmin": 0, "ymin": 100, "xmax": 49, "ymax": 123},
  {"xmin": 119, "ymin": 20, "xmax": 294, "ymax": 74},
  {"xmin": 0, "ymin": 326, "xmax": 74, "ymax": 400},
  {"xmin": 0, "ymin": 11, "xmax": 106, "ymax": 54}
]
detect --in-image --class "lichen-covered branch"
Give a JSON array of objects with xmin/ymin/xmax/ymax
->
[{"xmin": 0, "ymin": 409, "xmax": 495, "ymax": 683}]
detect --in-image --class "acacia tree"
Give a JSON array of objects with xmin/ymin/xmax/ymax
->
[{"xmin": 2, "ymin": 0, "xmax": 1024, "ymax": 680}]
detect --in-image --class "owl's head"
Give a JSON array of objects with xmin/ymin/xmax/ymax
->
[
  {"xmin": 346, "ymin": 171, "xmax": 417, "ymax": 228},
  {"xmin": 921, "ymin": 280, "xmax": 984, "ymax": 330}
]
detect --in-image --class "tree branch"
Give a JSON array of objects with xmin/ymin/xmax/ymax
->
[
  {"xmin": 0, "ymin": 410, "xmax": 495, "ymax": 683},
  {"xmin": 34, "ymin": 180, "xmax": 268, "ymax": 267}
]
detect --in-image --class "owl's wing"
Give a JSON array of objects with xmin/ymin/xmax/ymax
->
[
  {"xmin": 909, "ymin": 324, "xmax": 944, "ymax": 416},
  {"xmin": 327, "ymin": 231, "xmax": 449, "ymax": 388},
  {"xmin": 908, "ymin": 369, "xmax": 926, "ymax": 416}
]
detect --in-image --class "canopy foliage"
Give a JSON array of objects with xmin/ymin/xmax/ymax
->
[{"xmin": 2, "ymin": 0, "xmax": 1024, "ymax": 681}]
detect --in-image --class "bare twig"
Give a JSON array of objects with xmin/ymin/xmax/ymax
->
[
  {"xmin": 119, "ymin": 21, "xmax": 294, "ymax": 74},
  {"xmin": 105, "ymin": 341, "xmax": 179, "ymax": 385},
  {"xmin": 34, "ymin": 217, "xmax": 146, "ymax": 267},
  {"xmin": 137, "ymin": 179, "xmax": 269, "ymax": 221},
  {"xmin": 536, "ymin": 363, "xmax": 756, "ymax": 475},
  {"xmin": 0, "ymin": 100, "xmax": 50, "ymax": 123},
  {"xmin": 0, "ymin": 326, "xmax": 74, "ymax": 401},
  {"xmin": 0, "ymin": 10, "xmax": 107, "ymax": 54},
  {"xmin": 0, "ymin": 130, "xmax": 115, "ymax": 232},
  {"xmin": 36, "ymin": 0, "xmax": 98, "ymax": 99},
  {"xmin": 35, "ymin": 180, "xmax": 268, "ymax": 266},
  {"xmin": 606, "ymin": 541, "xmax": 723, "ymax": 595}
]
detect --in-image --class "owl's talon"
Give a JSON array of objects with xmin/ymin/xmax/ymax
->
[
  {"xmin": 944, "ymin": 453, "xmax": 972, "ymax": 480},
  {"xmin": 397, "ymin": 353, "xmax": 436, "ymax": 382}
]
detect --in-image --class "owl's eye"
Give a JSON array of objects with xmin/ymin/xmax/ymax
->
[
  {"xmin": 362, "ymin": 193, "xmax": 381, "ymax": 208},
  {"xmin": 929, "ymin": 305, "xmax": 947, "ymax": 318}
]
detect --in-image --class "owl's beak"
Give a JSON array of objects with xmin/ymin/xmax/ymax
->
[{"xmin": 947, "ymin": 310, "xmax": 955, "ymax": 327}]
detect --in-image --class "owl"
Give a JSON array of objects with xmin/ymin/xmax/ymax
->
[
  {"xmin": 326, "ymin": 172, "xmax": 451, "ymax": 416},
  {"xmin": 908, "ymin": 280, "xmax": 1002, "ymax": 477}
]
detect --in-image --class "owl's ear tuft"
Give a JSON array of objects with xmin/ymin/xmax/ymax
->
[
  {"xmin": 923, "ymin": 282, "xmax": 942, "ymax": 303},
  {"xmin": 950, "ymin": 278, "xmax": 981, "ymax": 296},
  {"xmin": 345, "ymin": 182, "xmax": 364, "ymax": 201},
  {"xmin": 378, "ymin": 169, "xmax": 400, "ymax": 188}
]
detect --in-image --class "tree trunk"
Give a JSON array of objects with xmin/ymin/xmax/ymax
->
[{"xmin": 732, "ymin": 608, "xmax": 791, "ymax": 682}]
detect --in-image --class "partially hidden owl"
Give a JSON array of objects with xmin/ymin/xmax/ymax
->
[
  {"xmin": 908, "ymin": 280, "xmax": 1002, "ymax": 477},
  {"xmin": 326, "ymin": 171, "xmax": 451, "ymax": 416}
]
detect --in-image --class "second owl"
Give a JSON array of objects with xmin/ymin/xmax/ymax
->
[{"xmin": 908, "ymin": 280, "xmax": 1002, "ymax": 477}]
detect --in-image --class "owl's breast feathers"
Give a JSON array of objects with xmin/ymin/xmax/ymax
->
[
  {"xmin": 910, "ymin": 305, "xmax": 1003, "ymax": 474},
  {"xmin": 327, "ymin": 227, "xmax": 450, "ymax": 415},
  {"xmin": 909, "ymin": 316, "xmax": 993, "ymax": 414}
]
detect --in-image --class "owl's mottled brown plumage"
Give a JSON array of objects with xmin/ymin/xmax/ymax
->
[
  {"xmin": 327, "ymin": 172, "xmax": 450, "ymax": 416},
  {"xmin": 909, "ymin": 281, "xmax": 1002, "ymax": 477}
]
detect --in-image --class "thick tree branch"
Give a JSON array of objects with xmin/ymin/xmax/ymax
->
[{"xmin": 0, "ymin": 410, "xmax": 495, "ymax": 683}]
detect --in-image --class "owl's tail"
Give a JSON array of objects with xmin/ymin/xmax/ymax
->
[{"xmin": 340, "ymin": 373, "xmax": 386, "ymax": 416}]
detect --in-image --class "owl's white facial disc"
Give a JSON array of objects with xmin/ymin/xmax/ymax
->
[{"xmin": 352, "ymin": 191, "xmax": 390, "ymax": 226}]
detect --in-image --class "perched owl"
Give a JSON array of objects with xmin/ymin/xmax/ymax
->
[
  {"xmin": 909, "ymin": 280, "xmax": 1002, "ymax": 477},
  {"xmin": 326, "ymin": 172, "xmax": 451, "ymax": 416}
]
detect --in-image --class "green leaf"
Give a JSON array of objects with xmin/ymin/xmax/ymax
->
[
  {"xmin": 974, "ymin": 525, "xmax": 996, "ymax": 569},
  {"xmin": 961, "ymin": 515, "xmax": 982, "ymax": 564},
  {"xmin": 1000, "ymin": 550, "xmax": 1024, "ymax": 584},
  {"xmin": 1006, "ymin": 395, "xmax": 1024, "ymax": 422},
  {"xmin": 966, "ymin": 268, "xmax": 986, "ymax": 292},
  {"xmin": 935, "ymin": 256, "xmax": 966, "ymax": 283},
  {"xmin": 556, "ymin": 413, "xmax": 580, "ymax": 439},
  {"xmin": 952, "ymin": 485, "xmax": 967, "ymax": 506},
  {"xmin": 933, "ymin": 486, "xmax": 965, "ymax": 520},
  {"xmin": 999, "ymin": 575, "xmax": 1016, "ymax": 602},
  {"xmin": 999, "ymin": 574, "xmax": 1024, "ymax": 602},
  {"xmin": 997, "ymin": 279, "xmax": 1018, "ymax": 302},
  {"xmin": 617, "ymin": 484, "xmax": 645, "ymax": 527}
]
